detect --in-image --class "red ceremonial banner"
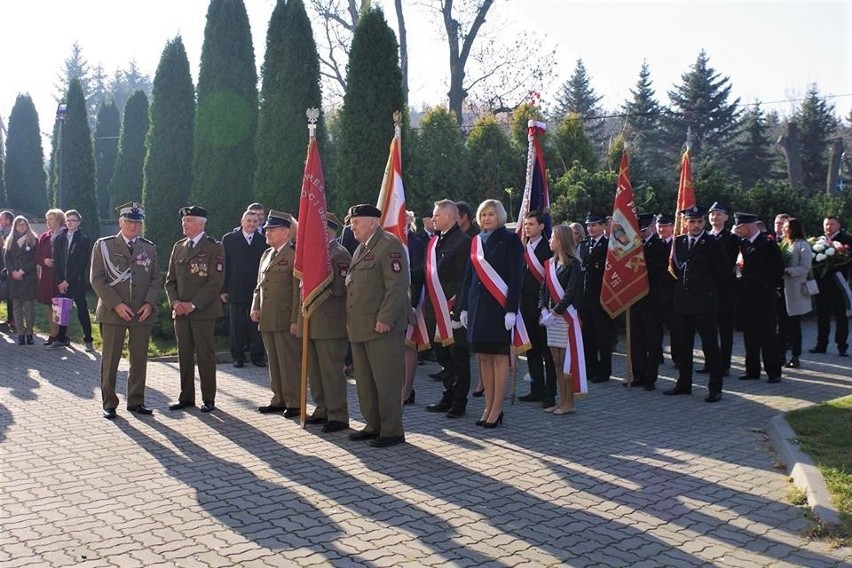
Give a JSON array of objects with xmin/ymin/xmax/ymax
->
[
  {"xmin": 377, "ymin": 130, "xmax": 408, "ymax": 247},
  {"xmin": 293, "ymin": 136, "xmax": 333, "ymax": 317},
  {"xmin": 599, "ymin": 150, "xmax": 649, "ymax": 318},
  {"xmin": 669, "ymin": 149, "xmax": 696, "ymax": 276}
]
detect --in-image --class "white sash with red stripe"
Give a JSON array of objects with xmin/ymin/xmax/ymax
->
[
  {"xmin": 470, "ymin": 235, "xmax": 531, "ymax": 354},
  {"xmin": 524, "ymin": 240, "xmax": 545, "ymax": 284},
  {"xmin": 425, "ymin": 235, "xmax": 454, "ymax": 346},
  {"xmin": 405, "ymin": 288, "xmax": 431, "ymax": 351},
  {"xmin": 545, "ymin": 259, "xmax": 588, "ymax": 393}
]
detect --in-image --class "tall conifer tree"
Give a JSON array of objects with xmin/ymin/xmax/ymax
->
[
  {"xmin": 731, "ymin": 103, "xmax": 775, "ymax": 189},
  {"xmin": 109, "ymin": 91, "xmax": 150, "ymax": 211},
  {"xmin": 56, "ymin": 78, "xmax": 99, "ymax": 234},
  {"xmin": 621, "ymin": 61, "xmax": 668, "ymax": 179},
  {"xmin": 407, "ymin": 107, "xmax": 470, "ymax": 212},
  {"xmin": 466, "ymin": 115, "xmax": 521, "ymax": 206},
  {"xmin": 796, "ymin": 85, "xmax": 839, "ymax": 193},
  {"xmin": 94, "ymin": 100, "xmax": 120, "ymax": 217},
  {"xmin": 191, "ymin": 0, "xmax": 258, "ymax": 238},
  {"xmin": 553, "ymin": 59, "xmax": 605, "ymax": 147},
  {"xmin": 143, "ymin": 36, "xmax": 196, "ymax": 251},
  {"xmin": 255, "ymin": 0, "xmax": 325, "ymax": 214},
  {"xmin": 335, "ymin": 7, "xmax": 405, "ymax": 208},
  {"xmin": 5, "ymin": 95, "xmax": 48, "ymax": 215}
]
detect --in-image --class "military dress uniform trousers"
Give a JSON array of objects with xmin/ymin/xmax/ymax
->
[
  {"xmin": 673, "ymin": 312, "xmax": 723, "ymax": 394},
  {"xmin": 351, "ymin": 332, "xmax": 405, "ymax": 438},
  {"xmin": 307, "ymin": 337, "xmax": 350, "ymax": 422},
  {"xmin": 262, "ymin": 330, "xmax": 301, "ymax": 408},
  {"xmin": 175, "ymin": 318, "xmax": 218, "ymax": 404},
  {"xmin": 100, "ymin": 323, "xmax": 152, "ymax": 410}
]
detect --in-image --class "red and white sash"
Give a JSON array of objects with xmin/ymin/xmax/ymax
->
[
  {"xmin": 425, "ymin": 235, "xmax": 454, "ymax": 346},
  {"xmin": 545, "ymin": 259, "xmax": 588, "ymax": 393},
  {"xmin": 406, "ymin": 288, "xmax": 431, "ymax": 351},
  {"xmin": 470, "ymin": 235, "xmax": 531, "ymax": 354},
  {"xmin": 524, "ymin": 240, "xmax": 545, "ymax": 284}
]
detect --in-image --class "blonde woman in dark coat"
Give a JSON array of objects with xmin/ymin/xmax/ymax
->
[{"xmin": 4, "ymin": 216, "xmax": 39, "ymax": 344}]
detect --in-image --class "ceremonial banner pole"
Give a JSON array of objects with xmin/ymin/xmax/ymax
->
[{"xmin": 293, "ymin": 108, "xmax": 333, "ymax": 429}]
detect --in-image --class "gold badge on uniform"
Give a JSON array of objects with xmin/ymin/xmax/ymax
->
[{"xmin": 190, "ymin": 254, "xmax": 208, "ymax": 277}]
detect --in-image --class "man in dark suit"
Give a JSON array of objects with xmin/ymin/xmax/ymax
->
[
  {"xmin": 735, "ymin": 212, "xmax": 785, "ymax": 383},
  {"xmin": 166, "ymin": 206, "xmax": 226, "ymax": 413},
  {"xmin": 221, "ymin": 210, "xmax": 267, "ymax": 367},
  {"xmin": 577, "ymin": 212, "xmax": 613, "ymax": 383},
  {"xmin": 345, "ymin": 204, "xmax": 411, "ymax": 448},
  {"xmin": 456, "ymin": 201, "xmax": 480, "ymax": 238},
  {"xmin": 517, "ymin": 210, "xmax": 557, "ymax": 405},
  {"xmin": 811, "ymin": 215, "xmax": 852, "ymax": 356},
  {"xmin": 655, "ymin": 214, "xmax": 679, "ymax": 367},
  {"xmin": 628, "ymin": 213, "xmax": 668, "ymax": 391},
  {"xmin": 698, "ymin": 202, "xmax": 739, "ymax": 376},
  {"xmin": 665, "ymin": 205, "xmax": 728, "ymax": 402},
  {"xmin": 51, "ymin": 209, "xmax": 94, "ymax": 351},
  {"xmin": 423, "ymin": 200, "xmax": 472, "ymax": 418}
]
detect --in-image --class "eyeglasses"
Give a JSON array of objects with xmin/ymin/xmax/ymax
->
[{"xmin": 66, "ymin": 218, "xmax": 80, "ymax": 223}]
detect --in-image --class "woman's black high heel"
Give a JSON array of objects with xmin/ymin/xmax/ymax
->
[
  {"xmin": 404, "ymin": 390, "xmax": 415, "ymax": 405},
  {"xmin": 482, "ymin": 411, "xmax": 503, "ymax": 428},
  {"xmin": 475, "ymin": 418, "xmax": 486, "ymax": 426},
  {"xmin": 472, "ymin": 388, "xmax": 484, "ymax": 398}
]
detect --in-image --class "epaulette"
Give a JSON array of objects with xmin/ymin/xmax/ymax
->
[
  {"xmin": 139, "ymin": 237, "xmax": 154, "ymax": 246},
  {"xmin": 101, "ymin": 235, "xmax": 117, "ymax": 241},
  {"xmin": 206, "ymin": 235, "xmax": 221, "ymax": 244}
]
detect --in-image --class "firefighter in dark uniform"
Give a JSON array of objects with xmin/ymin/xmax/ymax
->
[
  {"xmin": 345, "ymin": 204, "xmax": 411, "ymax": 448},
  {"xmin": 577, "ymin": 212, "xmax": 613, "ymax": 383},
  {"xmin": 165, "ymin": 206, "xmax": 226, "ymax": 413},
  {"xmin": 665, "ymin": 205, "xmax": 728, "ymax": 402},
  {"xmin": 91, "ymin": 203, "xmax": 161, "ymax": 419},
  {"xmin": 734, "ymin": 212, "xmax": 785, "ymax": 383},
  {"xmin": 628, "ymin": 213, "xmax": 668, "ymax": 390}
]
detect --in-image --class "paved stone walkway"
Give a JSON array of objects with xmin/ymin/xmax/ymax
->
[{"xmin": 1, "ymin": 320, "xmax": 851, "ymax": 567}]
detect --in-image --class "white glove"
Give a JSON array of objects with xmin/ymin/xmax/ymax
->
[
  {"xmin": 460, "ymin": 310, "xmax": 468, "ymax": 328},
  {"xmin": 540, "ymin": 311, "xmax": 555, "ymax": 328},
  {"xmin": 504, "ymin": 312, "xmax": 517, "ymax": 331},
  {"xmin": 540, "ymin": 308, "xmax": 549, "ymax": 321},
  {"xmin": 450, "ymin": 319, "xmax": 462, "ymax": 330}
]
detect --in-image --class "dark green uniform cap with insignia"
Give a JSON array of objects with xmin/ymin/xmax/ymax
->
[{"xmin": 117, "ymin": 202, "xmax": 145, "ymax": 221}]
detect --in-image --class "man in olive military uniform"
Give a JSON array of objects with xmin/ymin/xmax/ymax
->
[
  {"xmin": 299, "ymin": 213, "xmax": 352, "ymax": 433},
  {"xmin": 90, "ymin": 203, "xmax": 161, "ymax": 419},
  {"xmin": 251, "ymin": 211, "xmax": 302, "ymax": 417},
  {"xmin": 345, "ymin": 204, "xmax": 411, "ymax": 447},
  {"xmin": 165, "ymin": 206, "xmax": 225, "ymax": 413},
  {"xmin": 665, "ymin": 205, "xmax": 728, "ymax": 402}
]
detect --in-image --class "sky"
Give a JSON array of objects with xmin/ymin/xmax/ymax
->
[{"xmin": 1, "ymin": 0, "xmax": 850, "ymax": 141}]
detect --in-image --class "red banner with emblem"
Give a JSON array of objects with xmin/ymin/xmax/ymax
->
[
  {"xmin": 294, "ymin": 135, "xmax": 333, "ymax": 318},
  {"xmin": 669, "ymin": 149, "xmax": 696, "ymax": 276},
  {"xmin": 599, "ymin": 150, "xmax": 648, "ymax": 318}
]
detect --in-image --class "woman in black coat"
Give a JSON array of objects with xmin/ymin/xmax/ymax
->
[
  {"xmin": 3, "ymin": 216, "xmax": 39, "ymax": 344},
  {"xmin": 458, "ymin": 199, "xmax": 523, "ymax": 428}
]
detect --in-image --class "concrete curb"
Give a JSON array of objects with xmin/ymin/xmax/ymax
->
[{"xmin": 767, "ymin": 414, "xmax": 841, "ymax": 527}]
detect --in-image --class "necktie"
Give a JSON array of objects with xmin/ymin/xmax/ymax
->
[
  {"xmin": 188, "ymin": 240, "xmax": 194, "ymax": 251},
  {"xmin": 247, "ymin": 235, "xmax": 252, "ymax": 245},
  {"xmin": 128, "ymin": 239, "xmax": 135, "ymax": 253},
  {"xmin": 689, "ymin": 238, "xmax": 696, "ymax": 251}
]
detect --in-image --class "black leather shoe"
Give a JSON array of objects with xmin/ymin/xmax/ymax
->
[
  {"xmin": 767, "ymin": 376, "xmax": 782, "ymax": 384},
  {"xmin": 663, "ymin": 387, "xmax": 691, "ymax": 396},
  {"xmin": 304, "ymin": 414, "xmax": 328, "ymax": 424},
  {"xmin": 588, "ymin": 376, "xmax": 610, "ymax": 383},
  {"xmin": 643, "ymin": 384, "xmax": 657, "ymax": 391},
  {"xmin": 784, "ymin": 357, "xmax": 800, "ymax": 368},
  {"xmin": 127, "ymin": 405, "xmax": 153, "ymax": 415},
  {"xmin": 808, "ymin": 346, "xmax": 827, "ymax": 354},
  {"xmin": 369, "ymin": 435, "xmax": 405, "ymax": 447},
  {"xmin": 839, "ymin": 349, "xmax": 849, "ymax": 357},
  {"xmin": 283, "ymin": 407, "xmax": 301, "ymax": 419},
  {"xmin": 233, "ymin": 360, "xmax": 245, "ymax": 368},
  {"xmin": 518, "ymin": 392, "xmax": 542, "ymax": 402},
  {"xmin": 695, "ymin": 367, "xmax": 710, "ymax": 374},
  {"xmin": 425, "ymin": 401, "xmax": 451, "ymax": 413},
  {"xmin": 705, "ymin": 392, "xmax": 722, "ymax": 403},
  {"xmin": 738, "ymin": 375, "xmax": 760, "ymax": 381},
  {"xmin": 200, "ymin": 402, "xmax": 215, "ymax": 413},
  {"xmin": 169, "ymin": 401, "xmax": 194, "ymax": 410},
  {"xmin": 348, "ymin": 429, "xmax": 379, "ymax": 441},
  {"xmin": 445, "ymin": 407, "xmax": 466, "ymax": 418},
  {"xmin": 322, "ymin": 420, "xmax": 349, "ymax": 433},
  {"xmin": 258, "ymin": 405, "xmax": 286, "ymax": 414},
  {"xmin": 102, "ymin": 408, "xmax": 117, "ymax": 419},
  {"xmin": 252, "ymin": 360, "xmax": 267, "ymax": 367},
  {"xmin": 471, "ymin": 389, "xmax": 484, "ymax": 398}
]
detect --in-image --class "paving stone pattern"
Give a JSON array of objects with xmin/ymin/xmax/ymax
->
[{"xmin": 1, "ymin": 321, "xmax": 851, "ymax": 567}]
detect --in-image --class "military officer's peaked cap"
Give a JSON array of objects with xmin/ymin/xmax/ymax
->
[
  {"xmin": 117, "ymin": 202, "xmax": 145, "ymax": 221},
  {"xmin": 708, "ymin": 201, "xmax": 730, "ymax": 215},
  {"xmin": 584, "ymin": 211, "xmax": 606, "ymax": 224},
  {"xmin": 179, "ymin": 205, "xmax": 208, "ymax": 219},
  {"xmin": 637, "ymin": 213, "xmax": 656, "ymax": 229},
  {"xmin": 680, "ymin": 205, "xmax": 706, "ymax": 219},
  {"xmin": 733, "ymin": 212, "xmax": 759, "ymax": 227},
  {"xmin": 326, "ymin": 212, "xmax": 342, "ymax": 230},
  {"xmin": 348, "ymin": 204, "xmax": 382, "ymax": 219},
  {"xmin": 655, "ymin": 213, "xmax": 674, "ymax": 226},
  {"xmin": 264, "ymin": 210, "xmax": 292, "ymax": 229}
]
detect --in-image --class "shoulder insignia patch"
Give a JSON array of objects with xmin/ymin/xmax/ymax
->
[{"xmin": 391, "ymin": 259, "xmax": 402, "ymax": 273}]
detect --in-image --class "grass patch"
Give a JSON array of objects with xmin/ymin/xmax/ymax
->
[{"xmin": 786, "ymin": 395, "xmax": 852, "ymax": 546}]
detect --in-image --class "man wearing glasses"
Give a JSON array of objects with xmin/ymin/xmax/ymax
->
[{"xmin": 51, "ymin": 209, "xmax": 94, "ymax": 352}]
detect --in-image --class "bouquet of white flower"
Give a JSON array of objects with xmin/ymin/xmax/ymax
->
[{"xmin": 808, "ymin": 236, "xmax": 852, "ymax": 279}]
